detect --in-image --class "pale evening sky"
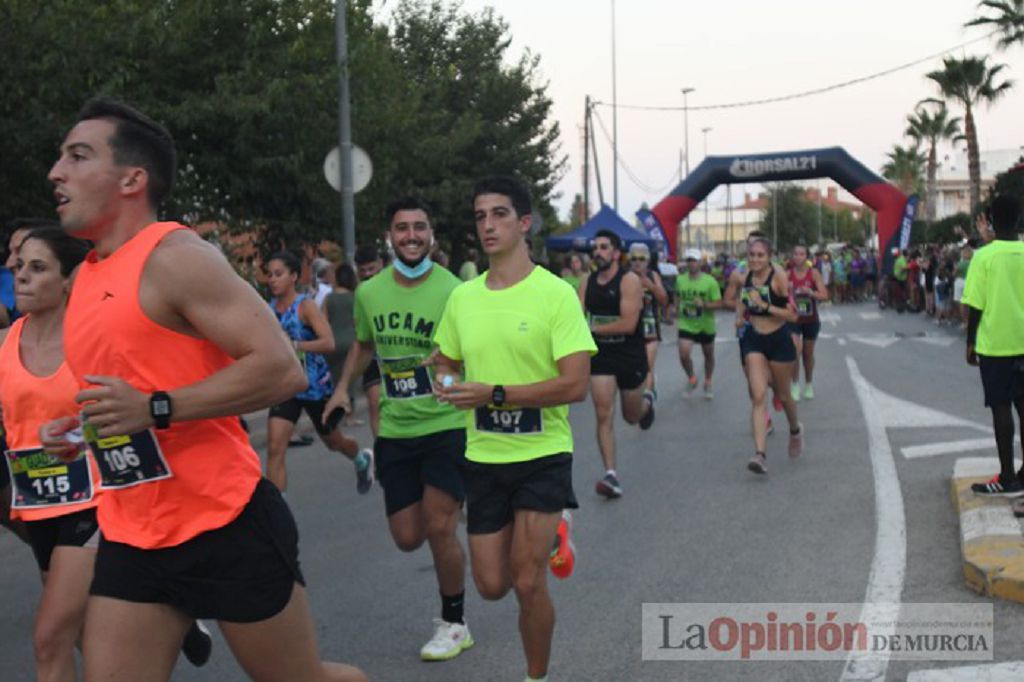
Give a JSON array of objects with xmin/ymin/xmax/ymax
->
[{"xmin": 388, "ymin": 0, "xmax": 1024, "ymax": 220}]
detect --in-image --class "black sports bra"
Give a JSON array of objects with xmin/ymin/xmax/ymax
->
[{"xmin": 742, "ymin": 265, "xmax": 789, "ymax": 316}]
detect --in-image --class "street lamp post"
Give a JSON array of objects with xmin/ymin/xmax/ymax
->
[
  {"xmin": 681, "ymin": 87, "xmax": 694, "ymax": 250},
  {"xmin": 702, "ymin": 126, "xmax": 712, "ymax": 250}
]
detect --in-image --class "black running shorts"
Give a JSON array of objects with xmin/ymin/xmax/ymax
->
[
  {"xmin": 740, "ymin": 323, "xmax": 797, "ymax": 363},
  {"xmin": 26, "ymin": 507, "xmax": 100, "ymax": 572},
  {"xmin": 789, "ymin": 320, "xmax": 821, "ymax": 341},
  {"xmin": 90, "ymin": 479, "xmax": 305, "ymax": 623},
  {"xmin": 590, "ymin": 346, "xmax": 648, "ymax": 391},
  {"xmin": 678, "ymin": 329, "xmax": 716, "ymax": 346},
  {"xmin": 978, "ymin": 355, "xmax": 1024, "ymax": 408},
  {"xmin": 464, "ymin": 453, "xmax": 578, "ymax": 535},
  {"xmin": 269, "ymin": 397, "xmax": 334, "ymax": 436},
  {"xmin": 375, "ymin": 429, "xmax": 467, "ymax": 516}
]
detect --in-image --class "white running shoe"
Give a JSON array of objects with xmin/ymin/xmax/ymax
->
[{"xmin": 420, "ymin": 618, "xmax": 474, "ymax": 661}]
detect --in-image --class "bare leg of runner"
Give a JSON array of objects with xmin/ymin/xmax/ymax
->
[
  {"xmin": 34, "ymin": 546, "xmax": 95, "ymax": 682},
  {"xmin": 266, "ymin": 416, "xmax": 296, "ymax": 491}
]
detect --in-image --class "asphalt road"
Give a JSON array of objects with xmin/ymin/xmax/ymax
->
[{"xmin": 2, "ymin": 301, "xmax": 1022, "ymax": 681}]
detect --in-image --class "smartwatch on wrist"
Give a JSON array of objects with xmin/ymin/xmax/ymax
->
[
  {"xmin": 150, "ymin": 391, "xmax": 172, "ymax": 430},
  {"xmin": 492, "ymin": 385, "xmax": 506, "ymax": 407}
]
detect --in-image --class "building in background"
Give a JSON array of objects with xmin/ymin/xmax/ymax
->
[{"xmin": 933, "ymin": 147, "xmax": 1024, "ymax": 219}]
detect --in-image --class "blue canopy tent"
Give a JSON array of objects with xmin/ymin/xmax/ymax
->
[{"xmin": 545, "ymin": 204, "xmax": 658, "ymax": 253}]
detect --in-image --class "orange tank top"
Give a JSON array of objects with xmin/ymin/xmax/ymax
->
[
  {"xmin": 0, "ymin": 317, "xmax": 101, "ymax": 521},
  {"xmin": 64, "ymin": 222, "xmax": 260, "ymax": 548}
]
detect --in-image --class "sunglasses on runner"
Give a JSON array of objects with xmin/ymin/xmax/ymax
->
[{"xmin": 630, "ymin": 256, "xmax": 648, "ymax": 262}]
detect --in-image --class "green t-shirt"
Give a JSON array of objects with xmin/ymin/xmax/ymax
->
[
  {"xmin": 561, "ymin": 273, "xmax": 580, "ymax": 292},
  {"xmin": 355, "ymin": 265, "xmax": 464, "ymax": 438},
  {"xmin": 676, "ymin": 273, "xmax": 721, "ymax": 335},
  {"xmin": 434, "ymin": 266, "xmax": 597, "ymax": 464},
  {"xmin": 893, "ymin": 256, "xmax": 908, "ymax": 282},
  {"xmin": 961, "ymin": 240, "xmax": 1024, "ymax": 356}
]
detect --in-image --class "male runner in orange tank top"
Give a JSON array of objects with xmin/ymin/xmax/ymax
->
[{"xmin": 40, "ymin": 98, "xmax": 366, "ymax": 682}]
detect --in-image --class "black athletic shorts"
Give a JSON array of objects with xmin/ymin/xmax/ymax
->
[
  {"xmin": 740, "ymin": 323, "xmax": 797, "ymax": 363},
  {"xmin": 269, "ymin": 397, "xmax": 334, "ymax": 436},
  {"xmin": 25, "ymin": 507, "xmax": 100, "ymax": 572},
  {"xmin": 90, "ymin": 478, "xmax": 305, "ymax": 623},
  {"xmin": 978, "ymin": 355, "xmax": 1024, "ymax": 408},
  {"xmin": 678, "ymin": 329, "xmax": 716, "ymax": 346},
  {"xmin": 789, "ymin": 320, "xmax": 821, "ymax": 341},
  {"xmin": 590, "ymin": 345, "xmax": 648, "ymax": 391},
  {"xmin": 464, "ymin": 453, "xmax": 578, "ymax": 535},
  {"xmin": 375, "ymin": 429, "xmax": 467, "ymax": 516},
  {"xmin": 362, "ymin": 361, "xmax": 381, "ymax": 390}
]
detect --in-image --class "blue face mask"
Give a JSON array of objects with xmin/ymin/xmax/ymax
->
[{"xmin": 393, "ymin": 255, "xmax": 433, "ymax": 279}]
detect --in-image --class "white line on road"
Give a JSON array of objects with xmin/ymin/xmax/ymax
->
[
  {"xmin": 906, "ymin": 661, "xmax": 1024, "ymax": 681},
  {"xmin": 912, "ymin": 336, "xmax": 958, "ymax": 347},
  {"xmin": 848, "ymin": 334, "xmax": 900, "ymax": 349},
  {"xmin": 955, "ymin": 457, "xmax": 1023, "ymax": 479},
  {"xmin": 859, "ymin": 311, "xmax": 882, "ymax": 320},
  {"xmin": 820, "ymin": 310, "xmax": 841, "ymax": 327},
  {"xmin": 838, "ymin": 338, "xmax": 847, "ymax": 346},
  {"xmin": 840, "ymin": 356, "xmax": 906, "ymax": 682},
  {"xmin": 903, "ymin": 437, "xmax": 1015, "ymax": 460}
]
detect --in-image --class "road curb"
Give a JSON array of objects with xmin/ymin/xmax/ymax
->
[{"xmin": 951, "ymin": 457, "xmax": 1024, "ymax": 604}]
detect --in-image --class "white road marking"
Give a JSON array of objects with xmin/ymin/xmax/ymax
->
[
  {"xmin": 859, "ymin": 311, "xmax": 882, "ymax": 320},
  {"xmin": 820, "ymin": 310, "xmax": 841, "ymax": 327},
  {"xmin": 838, "ymin": 338, "xmax": 848, "ymax": 346},
  {"xmin": 848, "ymin": 334, "xmax": 900, "ymax": 349},
  {"xmin": 840, "ymin": 356, "xmax": 907, "ymax": 682},
  {"xmin": 960, "ymin": 506, "xmax": 1022, "ymax": 543},
  {"xmin": 955, "ymin": 456, "xmax": 1023, "ymax": 479},
  {"xmin": 906, "ymin": 661, "xmax": 1024, "ymax": 681},
  {"xmin": 904, "ymin": 437, "xmax": 1018, "ymax": 460},
  {"xmin": 912, "ymin": 336, "xmax": 958, "ymax": 347},
  {"xmin": 819, "ymin": 333, "xmax": 835, "ymax": 339}
]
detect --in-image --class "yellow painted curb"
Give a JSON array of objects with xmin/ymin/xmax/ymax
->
[{"xmin": 951, "ymin": 473, "xmax": 1024, "ymax": 605}]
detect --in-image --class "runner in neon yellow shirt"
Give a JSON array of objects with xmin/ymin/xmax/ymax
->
[
  {"xmin": 325, "ymin": 197, "xmax": 472, "ymax": 661},
  {"xmin": 963, "ymin": 195, "xmax": 1024, "ymax": 499},
  {"xmin": 434, "ymin": 177, "xmax": 595, "ymax": 682},
  {"xmin": 676, "ymin": 248, "xmax": 722, "ymax": 398}
]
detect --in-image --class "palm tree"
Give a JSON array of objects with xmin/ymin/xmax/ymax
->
[
  {"xmin": 882, "ymin": 144, "xmax": 926, "ymax": 197},
  {"xmin": 905, "ymin": 100, "xmax": 962, "ymax": 224},
  {"xmin": 966, "ymin": 0, "xmax": 1024, "ymax": 49},
  {"xmin": 926, "ymin": 56, "xmax": 1013, "ymax": 213}
]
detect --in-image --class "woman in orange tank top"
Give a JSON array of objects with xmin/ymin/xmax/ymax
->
[{"xmin": 0, "ymin": 226, "xmax": 97, "ymax": 682}]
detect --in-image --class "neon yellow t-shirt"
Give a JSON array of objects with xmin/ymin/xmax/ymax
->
[
  {"xmin": 434, "ymin": 266, "xmax": 597, "ymax": 464},
  {"xmin": 961, "ymin": 240, "xmax": 1024, "ymax": 356},
  {"xmin": 676, "ymin": 273, "xmax": 721, "ymax": 335}
]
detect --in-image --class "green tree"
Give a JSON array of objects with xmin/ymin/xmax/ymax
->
[
  {"xmin": 966, "ymin": 0, "xmax": 1024, "ymax": 49},
  {"xmin": 881, "ymin": 144, "xmax": 926, "ymax": 197},
  {"xmin": 926, "ymin": 55, "xmax": 1013, "ymax": 214},
  {"xmin": 759, "ymin": 183, "xmax": 820, "ymax": 251},
  {"xmin": 905, "ymin": 101, "xmax": 962, "ymax": 225}
]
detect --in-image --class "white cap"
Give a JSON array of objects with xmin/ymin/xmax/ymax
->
[
  {"xmin": 684, "ymin": 248, "xmax": 702, "ymax": 261},
  {"xmin": 628, "ymin": 242, "xmax": 650, "ymax": 256}
]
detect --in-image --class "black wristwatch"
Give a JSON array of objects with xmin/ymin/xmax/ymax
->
[
  {"xmin": 492, "ymin": 385, "xmax": 506, "ymax": 407},
  {"xmin": 150, "ymin": 391, "xmax": 173, "ymax": 430}
]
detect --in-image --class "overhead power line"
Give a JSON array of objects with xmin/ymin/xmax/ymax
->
[
  {"xmin": 593, "ymin": 30, "xmax": 1000, "ymax": 112},
  {"xmin": 592, "ymin": 108, "xmax": 681, "ymax": 196}
]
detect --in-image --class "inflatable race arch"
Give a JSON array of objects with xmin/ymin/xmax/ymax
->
[{"xmin": 638, "ymin": 147, "xmax": 914, "ymax": 273}]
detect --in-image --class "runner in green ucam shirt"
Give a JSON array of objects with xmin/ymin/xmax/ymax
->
[
  {"xmin": 676, "ymin": 248, "xmax": 722, "ymax": 399},
  {"xmin": 324, "ymin": 196, "xmax": 472, "ymax": 662}
]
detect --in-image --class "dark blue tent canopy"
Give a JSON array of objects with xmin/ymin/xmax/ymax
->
[{"xmin": 545, "ymin": 204, "xmax": 658, "ymax": 252}]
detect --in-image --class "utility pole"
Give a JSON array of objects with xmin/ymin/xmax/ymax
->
[
  {"xmin": 589, "ymin": 104, "xmax": 605, "ymax": 207},
  {"xmin": 583, "ymin": 96, "xmax": 591, "ymax": 220},
  {"xmin": 335, "ymin": 0, "xmax": 355, "ymax": 264},
  {"xmin": 680, "ymin": 87, "xmax": 694, "ymax": 249},
  {"xmin": 816, "ymin": 180, "xmax": 823, "ymax": 247},
  {"xmin": 611, "ymin": 0, "xmax": 618, "ymax": 212},
  {"xmin": 701, "ymin": 126, "xmax": 712, "ymax": 248},
  {"xmin": 772, "ymin": 184, "xmax": 778, "ymax": 252}
]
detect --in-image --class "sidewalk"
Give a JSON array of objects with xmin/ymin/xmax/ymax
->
[{"xmin": 951, "ymin": 457, "xmax": 1024, "ymax": 604}]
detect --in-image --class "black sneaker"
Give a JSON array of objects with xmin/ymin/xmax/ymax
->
[
  {"xmin": 595, "ymin": 473, "xmax": 623, "ymax": 498},
  {"xmin": 182, "ymin": 621, "xmax": 212, "ymax": 667},
  {"xmin": 638, "ymin": 391, "xmax": 655, "ymax": 430},
  {"xmin": 970, "ymin": 474, "xmax": 1024, "ymax": 497}
]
